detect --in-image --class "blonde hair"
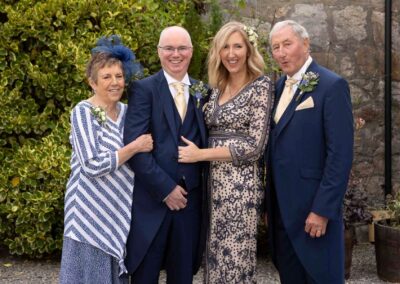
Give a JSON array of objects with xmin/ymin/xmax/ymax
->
[{"xmin": 207, "ymin": 21, "xmax": 265, "ymax": 91}]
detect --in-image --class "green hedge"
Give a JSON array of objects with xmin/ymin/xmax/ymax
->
[
  {"xmin": 0, "ymin": 0, "xmax": 221, "ymax": 258},
  {"xmin": 0, "ymin": 0, "xmax": 272, "ymax": 258}
]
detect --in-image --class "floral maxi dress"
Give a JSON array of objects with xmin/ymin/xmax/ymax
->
[{"xmin": 204, "ymin": 76, "xmax": 273, "ymax": 283}]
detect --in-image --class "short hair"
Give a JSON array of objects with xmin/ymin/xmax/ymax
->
[
  {"xmin": 207, "ymin": 21, "xmax": 265, "ymax": 90},
  {"xmin": 86, "ymin": 52, "xmax": 123, "ymax": 83},
  {"xmin": 269, "ymin": 20, "xmax": 310, "ymax": 44}
]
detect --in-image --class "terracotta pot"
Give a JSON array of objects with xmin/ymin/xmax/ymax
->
[
  {"xmin": 375, "ymin": 220, "xmax": 400, "ymax": 282},
  {"xmin": 344, "ymin": 227, "xmax": 355, "ymax": 280}
]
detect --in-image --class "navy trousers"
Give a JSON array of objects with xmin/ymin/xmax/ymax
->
[
  {"xmin": 271, "ymin": 181, "xmax": 317, "ymax": 284},
  {"xmin": 132, "ymin": 185, "xmax": 201, "ymax": 284}
]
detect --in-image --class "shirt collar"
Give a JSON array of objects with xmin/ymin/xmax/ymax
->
[
  {"xmin": 163, "ymin": 70, "xmax": 191, "ymax": 86},
  {"xmin": 287, "ymin": 56, "xmax": 313, "ymax": 82}
]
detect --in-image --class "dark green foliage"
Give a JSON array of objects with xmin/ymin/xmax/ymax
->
[
  {"xmin": 343, "ymin": 173, "xmax": 373, "ymax": 229},
  {"xmin": 386, "ymin": 193, "xmax": 400, "ymax": 228},
  {"xmin": 0, "ymin": 0, "xmax": 219, "ymax": 258},
  {"xmin": 207, "ymin": 0, "xmax": 224, "ymax": 35},
  {"xmin": 184, "ymin": 1, "xmax": 208, "ymax": 80}
]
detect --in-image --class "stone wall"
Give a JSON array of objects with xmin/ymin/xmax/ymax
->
[{"xmin": 218, "ymin": 0, "xmax": 400, "ymax": 207}]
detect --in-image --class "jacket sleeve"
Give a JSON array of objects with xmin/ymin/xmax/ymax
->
[
  {"xmin": 311, "ymin": 77, "xmax": 354, "ymax": 220},
  {"xmin": 123, "ymin": 80, "xmax": 176, "ymax": 203}
]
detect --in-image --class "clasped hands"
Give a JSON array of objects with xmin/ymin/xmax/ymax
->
[{"xmin": 164, "ymin": 185, "xmax": 187, "ymax": 211}]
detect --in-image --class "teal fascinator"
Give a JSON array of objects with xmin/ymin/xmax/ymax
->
[{"xmin": 91, "ymin": 35, "xmax": 143, "ymax": 82}]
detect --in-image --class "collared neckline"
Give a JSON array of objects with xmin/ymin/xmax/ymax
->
[
  {"xmin": 163, "ymin": 70, "xmax": 191, "ymax": 87},
  {"xmin": 286, "ymin": 56, "xmax": 313, "ymax": 82}
]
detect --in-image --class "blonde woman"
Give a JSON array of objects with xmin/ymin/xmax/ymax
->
[{"xmin": 179, "ymin": 21, "xmax": 273, "ymax": 283}]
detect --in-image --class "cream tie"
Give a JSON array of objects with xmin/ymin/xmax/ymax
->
[
  {"xmin": 171, "ymin": 82, "xmax": 187, "ymax": 121},
  {"xmin": 274, "ymin": 78, "xmax": 298, "ymax": 123}
]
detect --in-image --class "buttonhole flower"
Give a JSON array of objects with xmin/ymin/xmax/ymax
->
[
  {"xmin": 189, "ymin": 80, "xmax": 208, "ymax": 108},
  {"xmin": 296, "ymin": 71, "xmax": 320, "ymax": 102},
  {"xmin": 91, "ymin": 106, "xmax": 108, "ymax": 128}
]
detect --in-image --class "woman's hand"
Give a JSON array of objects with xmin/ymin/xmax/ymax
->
[
  {"xmin": 178, "ymin": 136, "xmax": 200, "ymax": 163},
  {"xmin": 117, "ymin": 134, "xmax": 153, "ymax": 166},
  {"xmin": 135, "ymin": 134, "xmax": 153, "ymax": 153}
]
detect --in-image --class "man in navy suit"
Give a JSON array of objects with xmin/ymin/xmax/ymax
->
[
  {"xmin": 123, "ymin": 26, "xmax": 207, "ymax": 284},
  {"xmin": 265, "ymin": 20, "xmax": 353, "ymax": 283}
]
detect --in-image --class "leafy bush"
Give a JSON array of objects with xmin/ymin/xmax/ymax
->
[
  {"xmin": 0, "ymin": 0, "xmax": 218, "ymax": 258},
  {"xmin": 0, "ymin": 0, "xmax": 273, "ymax": 258},
  {"xmin": 343, "ymin": 117, "xmax": 372, "ymax": 229},
  {"xmin": 343, "ymin": 172, "xmax": 372, "ymax": 229},
  {"xmin": 386, "ymin": 193, "xmax": 400, "ymax": 228}
]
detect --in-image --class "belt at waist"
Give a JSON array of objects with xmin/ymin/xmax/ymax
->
[{"xmin": 209, "ymin": 130, "xmax": 247, "ymax": 139}]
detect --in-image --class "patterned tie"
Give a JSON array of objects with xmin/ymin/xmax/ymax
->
[
  {"xmin": 274, "ymin": 78, "xmax": 298, "ymax": 123},
  {"xmin": 171, "ymin": 82, "xmax": 187, "ymax": 121}
]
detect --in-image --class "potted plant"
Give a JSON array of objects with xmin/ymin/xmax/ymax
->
[
  {"xmin": 342, "ymin": 117, "xmax": 373, "ymax": 280},
  {"xmin": 374, "ymin": 192, "xmax": 400, "ymax": 282},
  {"xmin": 343, "ymin": 172, "xmax": 373, "ymax": 279}
]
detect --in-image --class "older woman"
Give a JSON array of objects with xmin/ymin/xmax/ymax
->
[
  {"xmin": 178, "ymin": 21, "xmax": 273, "ymax": 283},
  {"xmin": 59, "ymin": 36, "xmax": 152, "ymax": 284}
]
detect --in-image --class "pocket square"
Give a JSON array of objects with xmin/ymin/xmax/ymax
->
[{"xmin": 295, "ymin": 97, "xmax": 314, "ymax": 111}]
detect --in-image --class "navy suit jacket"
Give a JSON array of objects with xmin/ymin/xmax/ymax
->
[
  {"xmin": 123, "ymin": 70, "xmax": 207, "ymax": 274},
  {"xmin": 266, "ymin": 61, "xmax": 353, "ymax": 283}
]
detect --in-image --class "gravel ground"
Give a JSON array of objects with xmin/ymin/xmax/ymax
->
[{"xmin": 0, "ymin": 243, "xmax": 394, "ymax": 283}]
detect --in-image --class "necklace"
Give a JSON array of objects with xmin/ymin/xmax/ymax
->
[{"xmin": 226, "ymin": 79, "xmax": 249, "ymax": 99}]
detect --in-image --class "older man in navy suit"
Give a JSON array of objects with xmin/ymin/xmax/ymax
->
[
  {"xmin": 123, "ymin": 26, "xmax": 207, "ymax": 284},
  {"xmin": 265, "ymin": 20, "xmax": 353, "ymax": 284}
]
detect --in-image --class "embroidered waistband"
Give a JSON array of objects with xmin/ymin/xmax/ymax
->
[{"xmin": 209, "ymin": 130, "xmax": 247, "ymax": 139}]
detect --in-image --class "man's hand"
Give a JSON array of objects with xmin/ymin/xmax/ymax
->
[
  {"xmin": 164, "ymin": 185, "xmax": 187, "ymax": 211},
  {"xmin": 304, "ymin": 212, "xmax": 328, "ymax": 238}
]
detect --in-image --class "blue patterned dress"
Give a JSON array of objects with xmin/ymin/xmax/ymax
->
[{"xmin": 60, "ymin": 101, "xmax": 133, "ymax": 284}]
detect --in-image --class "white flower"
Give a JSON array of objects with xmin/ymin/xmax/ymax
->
[
  {"xmin": 243, "ymin": 25, "xmax": 258, "ymax": 48},
  {"xmin": 91, "ymin": 106, "xmax": 108, "ymax": 127}
]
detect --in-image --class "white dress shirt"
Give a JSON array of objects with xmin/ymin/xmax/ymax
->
[{"xmin": 163, "ymin": 70, "xmax": 191, "ymax": 105}]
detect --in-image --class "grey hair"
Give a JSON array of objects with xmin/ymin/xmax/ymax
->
[{"xmin": 269, "ymin": 20, "xmax": 309, "ymax": 44}]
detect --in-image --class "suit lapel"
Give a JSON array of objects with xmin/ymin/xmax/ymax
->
[
  {"xmin": 272, "ymin": 77, "xmax": 286, "ymax": 123},
  {"xmin": 158, "ymin": 71, "xmax": 179, "ymax": 145},
  {"xmin": 274, "ymin": 88, "xmax": 301, "ymax": 138},
  {"xmin": 274, "ymin": 61, "xmax": 320, "ymax": 138},
  {"xmin": 189, "ymin": 78, "xmax": 207, "ymax": 146}
]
